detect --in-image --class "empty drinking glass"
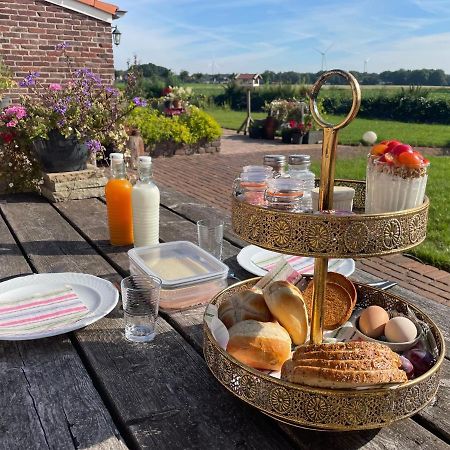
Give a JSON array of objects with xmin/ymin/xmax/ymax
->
[
  {"xmin": 121, "ymin": 275, "xmax": 161, "ymax": 342},
  {"xmin": 197, "ymin": 218, "xmax": 224, "ymax": 260}
]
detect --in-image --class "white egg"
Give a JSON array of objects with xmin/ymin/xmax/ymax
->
[
  {"xmin": 362, "ymin": 131, "xmax": 377, "ymax": 145},
  {"xmin": 384, "ymin": 316, "xmax": 417, "ymax": 343}
]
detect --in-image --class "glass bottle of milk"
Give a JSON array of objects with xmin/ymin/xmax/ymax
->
[{"xmin": 132, "ymin": 156, "xmax": 160, "ymax": 247}]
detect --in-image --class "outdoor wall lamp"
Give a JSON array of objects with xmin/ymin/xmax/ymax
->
[{"xmin": 112, "ymin": 26, "xmax": 122, "ymax": 46}]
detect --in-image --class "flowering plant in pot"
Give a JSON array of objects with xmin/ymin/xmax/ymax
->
[{"xmin": 0, "ymin": 42, "xmax": 147, "ymax": 190}]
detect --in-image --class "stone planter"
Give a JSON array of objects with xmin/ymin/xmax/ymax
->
[
  {"xmin": 302, "ymin": 130, "xmax": 323, "ymax": 144},
  {"xmin": 32, "ymin": 130, "xmax": 89, "ymax": 173}
]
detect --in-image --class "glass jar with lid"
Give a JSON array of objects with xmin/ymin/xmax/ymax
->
[
  {"xmin": 233, "ymin": 170, "xmax": 271, "ymax": 206},
  {"xmin": 288, "ymin": 154, "xmax": 315, "ymax": 211},
  {"xmin": 265, "ymin": 178, "xmax": 304, "ymax": 211},
  {"xmin": 263, "ymin": 155, "xmax": 287, "ymax": 178}
]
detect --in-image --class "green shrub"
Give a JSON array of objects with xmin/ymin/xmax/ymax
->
[
  {"xmin": 179, "ymin": 106, "xmax": 222, "ymax": 143},
  {"xmin": 126, "ymin": 106, "xmax": 222, "ymax": 148},
  {"xmin": 322, "ymin": 91, "xmax": 450, "ymax": 124}
]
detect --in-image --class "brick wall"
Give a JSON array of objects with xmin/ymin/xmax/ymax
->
[{"xmin": 0, "ymin": 0, "xmax": 114, "ymax": 100}]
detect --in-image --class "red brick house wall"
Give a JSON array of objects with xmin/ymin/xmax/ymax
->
[{"xmin": 0, "ymin": 0, "xmax": 115, "ymax": 100}]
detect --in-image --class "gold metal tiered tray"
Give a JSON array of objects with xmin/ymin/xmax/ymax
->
[
  {"xmin": 231, "ymin": 181, "xmax": 429, "ymax": 258},
  {"xmin": 203, "ymin": 278, "xmax": 445, "ymax": 431},
  {"xmin": 203, "ymin": 69, "xmax": 443, "ymax": 430}
]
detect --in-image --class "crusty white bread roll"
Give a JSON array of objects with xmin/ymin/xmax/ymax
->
[
  {"xmin": 263, "ymin": 281, "xmax": 309, "ymax": 345},
  {"xmin": 226, "ymin": 320, "xmax": 292, "ymax": 371},
  {"xmin": 218, "ymin": 288, "xmax": 273, "ymax": 329}
]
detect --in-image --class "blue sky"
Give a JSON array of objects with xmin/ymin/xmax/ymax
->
[{"xmin": 113, "ymin": 0, "xmax": 450, "ymax": 74}]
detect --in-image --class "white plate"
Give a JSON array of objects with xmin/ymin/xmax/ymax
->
[
  {"xmin": 0, "ymin": 273, "xmax": 119, "ymax": 340},
  {"xmin": 237, "ymin": 245, "xmax": 355, "ymax": 277}
]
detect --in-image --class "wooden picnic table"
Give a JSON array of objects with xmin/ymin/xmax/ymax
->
[{"xmin": 0, "ymin": 188, "xmax": 448, "ymax": 450}]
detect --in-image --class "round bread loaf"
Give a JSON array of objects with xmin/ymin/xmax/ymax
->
[
  {"xmin": 263, "ymin": 281, "xmax": 309, "ymax": 345},
  {"xmin": 218, "ymin": 288, "xmax": 273, "ymax": 329},
  {"xmin": 302, "ymin": 280, "xmax": 353, "ymax": 330},
  {"xmin": 227, "ymin": 320, "xmax": 292, "ymax": 371}
]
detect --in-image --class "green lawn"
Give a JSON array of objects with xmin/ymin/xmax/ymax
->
[
  {"xmin": 310, "ymin": 156, "xmax": 450, "ymax": 271},
  {"xmin": 327, "ymin": 114, "xmax": 450, "ymax": 148},
  {"xmin": 205, "ymin": 107, "xmax": 267, "ymax": 130},
  {"xmin": 206, "ymin": 107, "xmax": 450, "ymax": 148}
]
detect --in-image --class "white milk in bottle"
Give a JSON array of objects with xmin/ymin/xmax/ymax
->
[{"xmin": 132, "ymin": 156, "xmax": 160, "ymax": 247}]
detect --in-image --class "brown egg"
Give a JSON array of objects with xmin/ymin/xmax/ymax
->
[{"xmin": 358, "ymin": 305, "xmax": 390, "ymax": 338}]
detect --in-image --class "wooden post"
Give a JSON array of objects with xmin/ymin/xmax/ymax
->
[{"xmin": 237, "ymin": 88, "xmax": 254, "ymax": 135}]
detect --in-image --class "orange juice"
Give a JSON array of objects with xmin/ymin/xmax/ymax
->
[{"xmin": 105, "ymin": 153, "xmax": 133, "ymax": 246}]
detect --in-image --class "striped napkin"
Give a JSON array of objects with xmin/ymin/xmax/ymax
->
[
  {"xmin": 251, "ymin": 252, "xmax": 346, "ymax": 274},
  {"xmin": 0, "ymin": 285, "xmax": 89, "ymax": 336}
]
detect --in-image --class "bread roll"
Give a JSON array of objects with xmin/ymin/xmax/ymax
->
[
  {"xmin": 218, "ymin": 288, "xmax": 273, "ymax": 329},
  {"xmin": 263, "ymin": 281, "xmax": 309, "ymax": 345},
  {"xmin": 227, "ymin": 320, "xmax": 291, "ymax": 371}
]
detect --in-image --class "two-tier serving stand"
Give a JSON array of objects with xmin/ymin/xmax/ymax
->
[{"xmin": 203, "ymin": 70, "xmax": 445, "ymax": 430}]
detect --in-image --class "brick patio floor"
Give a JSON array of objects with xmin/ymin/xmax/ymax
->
[{"xmin": 153, "ymin": 129, "xmax": 450, "ymax": 306}]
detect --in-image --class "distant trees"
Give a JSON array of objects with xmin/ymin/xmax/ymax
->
[{"xmin": 116, "ymin": 62, "xmax": 450, "ymax": 87}]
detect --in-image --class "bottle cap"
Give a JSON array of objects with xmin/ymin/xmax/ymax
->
[
  {"xmin": 138, "ymin": 156, "xmax": 152, "ymax": 167},
  {"xmin": 288, "ymin": 154, "xmax": 311, "ymax": 165},
  {"xmin": 264, "ymin": 154, "xmax": 286, "ymax": 164},
  {"xmin": 109, "ymin": 152, "xmax": 124, "ymax": 160}
]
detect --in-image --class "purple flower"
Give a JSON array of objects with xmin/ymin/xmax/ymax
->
[
  {"xmin": 86, "ymin": 139, "xmax": 102, "ymax": 153},
  {"xmin": 49, "ymin": 83, "xmax": 62, "ymax": 91},
  {"xmin": 55, "ymin": 41, "xmax": 70, "ymax": 50},
  {"xmin": 53, "ymin": 99, "xmax": 68, "ymax": 115},
  {"xmin": 132, "ymin": 97, "xmax": 147, "ymax": 107},
  {"xmin": 19, "ymin": 72, "xmax": 40, "ymax": 87},
  {"xmin": 105, "ymin": 86, "xmax": 119, "ymax": 97}
]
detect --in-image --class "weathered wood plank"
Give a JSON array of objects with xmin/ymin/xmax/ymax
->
[
  {"xmin": 53, "ymin": 196, "xmax": 449, "ymax": 448},
  {"xmin": 0, "ymin": 208, "xmax": 126, "ymax": 450},
  {"xmin": 5, "ymin": 194, "xmax": 296, "ymax": 449}
]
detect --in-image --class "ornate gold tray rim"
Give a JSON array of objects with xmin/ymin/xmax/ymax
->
[
  {"xmin": 231, "ymin": 180, "xmax": 429, "ymax": 258},
  {"xmin": 203, "ymin": 278, "xmax": 445, "ymax": 430}
]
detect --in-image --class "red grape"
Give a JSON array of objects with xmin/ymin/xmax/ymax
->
[{"xmin": 402, "ymin": 348, "xmax": 435, "ymax": 377}]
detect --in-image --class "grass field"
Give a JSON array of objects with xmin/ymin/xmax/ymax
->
[
  {"xmin": 311, "ymin": 156, "xmax": 449, "ymax": 271},
  {"xmin": 205, "ymin": 107, "xmax": 450, "ymax": 148}
]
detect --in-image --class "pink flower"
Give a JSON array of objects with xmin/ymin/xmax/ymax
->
[
  {"xmin": 6, "ymin": 120, "xmax": 17, "ymax": 127},
  {"xmin": 4, "ymin": 105, "xmax": 27, "ymax": 119},
  {"xmin": 49, "ymin": 83, "xmax": 62, "ymax": 91}
]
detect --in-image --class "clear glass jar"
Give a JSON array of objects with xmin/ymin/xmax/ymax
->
[
  {"xmin": 263, "ymin": 154, "xmax": 287, "ymax": 177},
  {"xmin": 288, "ymin": 154, "xmax": 315, "ymax": 211},
  {"xmin": 241, "ymin": 165, "xmax": 274, "ymax": 176},
  {"xmin": 265, "ymin": 178, "xmax": 304, "ymax": 211},
  {"xmin": 233, "ymin": 171, "xmax": 270, "ymax": 206}
]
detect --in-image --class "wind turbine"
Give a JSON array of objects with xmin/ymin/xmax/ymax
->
[
  {"xmin": 364, "ymin": 58, "xmax": 370, "ymax": 73},
  {"xmin": 208, "ymin": 56, "xmax": 221, "ymax": 83},
  {"xmin": 314, "ymin": 43, "xmax": 333, "ymax": 71}
]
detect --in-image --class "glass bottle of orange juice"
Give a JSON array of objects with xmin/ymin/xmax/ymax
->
[{"xmin": 105, "ymin": 153, "xmax": 133, "ymax": 246}]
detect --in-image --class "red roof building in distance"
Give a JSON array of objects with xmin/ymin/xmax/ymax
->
[{"xmin": 234, "ymin": 73, "xmax": 262, "ymax": 87}]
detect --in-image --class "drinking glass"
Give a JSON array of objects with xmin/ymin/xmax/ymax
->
[
  {"xmin": 197, "ymin": 218, "xmax": 224, "ymax": 260},
  {"xmin": 121, "ymin": 275, "xmax": 161, "ymax": 342}
]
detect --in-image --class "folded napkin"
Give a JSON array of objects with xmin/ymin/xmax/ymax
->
[
  {"xmin": 0, "ymin": 285, "xmax": 89, "ymax": 336},
  {"xmin": 251, "ymin": 252, "xmax": 345, "ymax": 274}
]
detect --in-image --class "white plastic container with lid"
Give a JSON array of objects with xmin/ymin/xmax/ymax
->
[
  {"xmin": 311, "ymin": 186, "xmax": 355, "ymax": 212},
  {"xmin": 128, "ymin": 241, "xmax": 229, "ymax": 311}
]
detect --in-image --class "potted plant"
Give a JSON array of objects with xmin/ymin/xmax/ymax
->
[{"xmin": 2, "ymin": 42, "xmax": 146, "ymax": 175}]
